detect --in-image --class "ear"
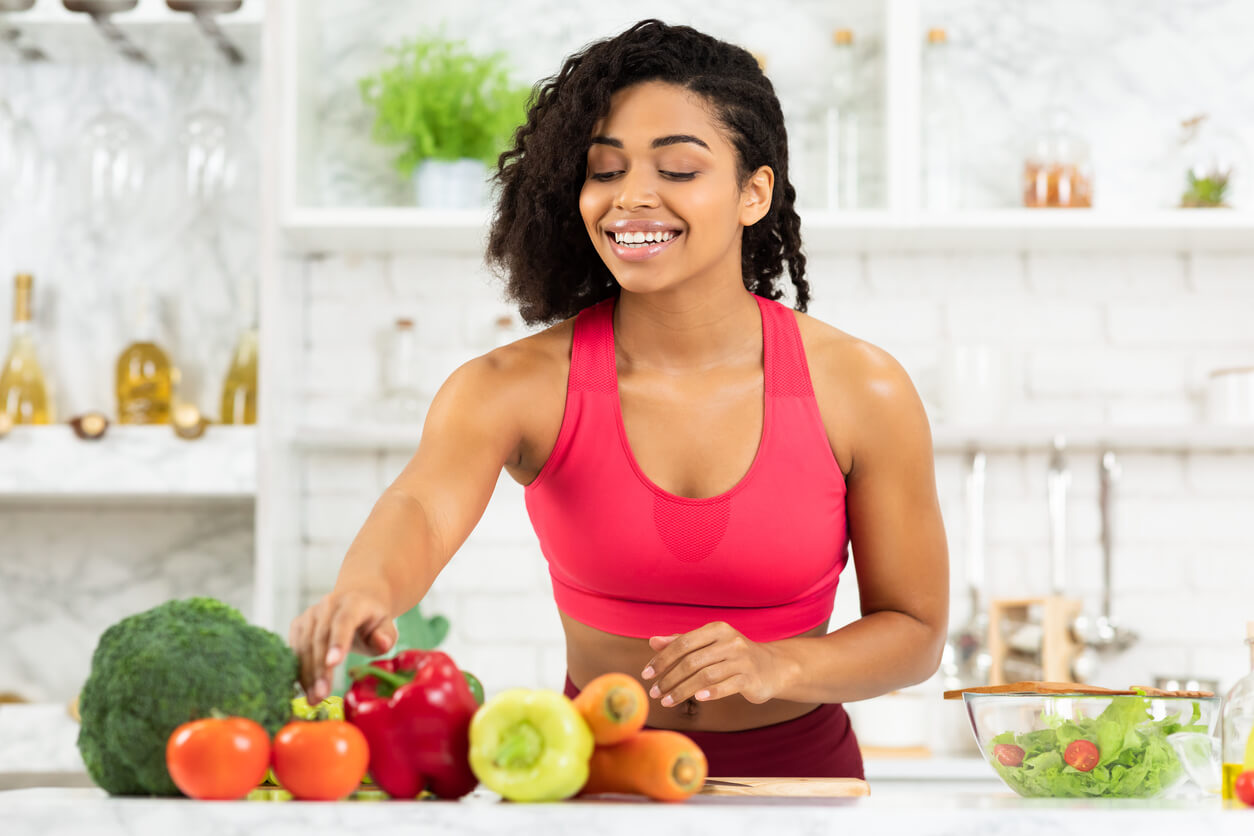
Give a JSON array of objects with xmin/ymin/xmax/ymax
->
[{"xmin": 738, "ymin": 165, "xmax": 775, "ymax": 227}]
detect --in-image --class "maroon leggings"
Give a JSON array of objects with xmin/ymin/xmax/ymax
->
[{"xmin": 563, "ymin": 675, "xmax": 864, "ymax": 779}]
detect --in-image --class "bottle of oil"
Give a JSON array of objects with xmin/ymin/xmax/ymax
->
[
  {"xmin": 219, "ymin": 327, "xmax": 257, "ymax": 424},
  {"xmin": 0, "ymin": 273, "xmax": 52, "ymax": 425},
  {"xmin": 115, "ymin": 284, "xmax": 173, "ymax": 424},
  {"xmin": 1221, "ymin": 621, "xmax": 1254, "ymax": 801}
]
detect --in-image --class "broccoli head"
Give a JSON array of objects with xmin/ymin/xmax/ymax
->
[{"xmin": 77, "ymin": 597, "xmax": 298, "ymax": 796}]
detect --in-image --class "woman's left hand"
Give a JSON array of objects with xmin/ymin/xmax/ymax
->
[{"xmin": 640, "ymin": 621, "xmax": 789, "ymax": 706}]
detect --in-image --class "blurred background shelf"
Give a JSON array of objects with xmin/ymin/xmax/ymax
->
[
  {"xmin": 931, "ymin": 423, "xmax": 1254, "ymax": 453},
  {"xmin": 0, "ymin": 426, "xmax": 256, "ymax": 501},
  {"xmin": 290, "ymin": 422, "xmax": 1254, "ymax": 454},
  {"xmin": 280, "ymin": 208, "xmax": 1254, "ymax": 255},
  {"xmin": 2, "ymin": 0, "xmax": 263, "ymax": 27}
]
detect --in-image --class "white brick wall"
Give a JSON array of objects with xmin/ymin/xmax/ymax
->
[{"xmin": 294, "ymin": 251, "xmax": 1254, "ymax": 699}]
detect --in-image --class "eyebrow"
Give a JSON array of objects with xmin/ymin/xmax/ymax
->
[{"xmin": 590, "ymin": 134, "xmax": 711, "ymax": 150}]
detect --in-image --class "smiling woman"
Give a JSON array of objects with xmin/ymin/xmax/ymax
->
[{"xmin": 288, "ymin": 19, "xmax": 949, "ymax": 782}]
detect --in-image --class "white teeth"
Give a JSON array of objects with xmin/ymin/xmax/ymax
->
[{"xmin": 613, "ymin": 230, "xmax": 677, "ymax": 246}]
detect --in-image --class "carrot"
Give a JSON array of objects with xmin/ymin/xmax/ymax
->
[
  {"xmin": 572, "ymin": 672, "xmax": 648, "ymax": 745},
  {"xmin": 580, "ymin": 730, "xmax": 708, "ymax": 802}
]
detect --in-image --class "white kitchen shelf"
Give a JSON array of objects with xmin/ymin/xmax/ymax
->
[
  {"xmin": 932, "ymin": 424, "xmax": 1254, "ymax": 453},
  {"xmin": 280, "ymin": 208, "xmax": 1254, "ymax": 255},
  {"xmin": 290, "ymin": 422, "xmax": 1254, "ymax": 455},
  {"xmin": 290, "ymin": 423, "xmax": 420, "ymax": 452},
  {"xmin": 4, "ymin": 0, "xmax": 263, "ymax": 27},
  {"xmin": 0, "ymin": 425, "xmax": 256, "ymax": 501}
]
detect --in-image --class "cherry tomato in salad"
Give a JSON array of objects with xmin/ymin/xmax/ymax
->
[
  {"xmin": 166, "ymin": 716, "xmax": 271, "ymax": 800},
  {"xmin": 271, "ymin": 720, "xmax": 370, "ymax": 801},
  {"xmin": 1064, "ymin": 739, "xmax": 1099, "ymax": 772},
  {"xmin": 993, "ymin": 743, "xmax": 1025, "ymax": 767},
  {"xmin": 1234, "ymin": 770, "xmax": 1254, "ymax": 806}
]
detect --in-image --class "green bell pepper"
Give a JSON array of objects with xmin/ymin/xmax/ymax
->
[
  {"xmin": 463, "ymin": 671, "xmax": 485, "ymax": 706},
  {"xmin": 468, "ymin": 688, "xmax": 593, "ymax": 802}
]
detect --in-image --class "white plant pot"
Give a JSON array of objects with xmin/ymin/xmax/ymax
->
[{"xmin": 412, "ymin": 158, "xmax": 489, "ymax": 209}]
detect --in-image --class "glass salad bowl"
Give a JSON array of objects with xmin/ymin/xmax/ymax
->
[{"xmin": 963, "ymin": 692, "xmax": 1220, "ymax": 798}]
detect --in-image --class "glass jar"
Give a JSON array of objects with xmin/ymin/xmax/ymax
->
[
  {"xmin": 377, "ymin": 317, "xmax": 425, "ymax": 425},
  {"xmin": 1177, "ymin": 114, "xmax": 1249, "ymax": 209},
  {"xmin": 1220, "ymin": 622, "xmax": 1254, "ymax": 802},
  {"xmin": 1023, "ymin": 107, "xmax": 1093, "ymax": 208}
]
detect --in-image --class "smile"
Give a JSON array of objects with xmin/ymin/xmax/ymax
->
[{"xmin": 605, "ymin": 230, "xmax": 682, "ymax": 262}]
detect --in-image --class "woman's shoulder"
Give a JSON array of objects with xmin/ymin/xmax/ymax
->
[
  {"xmin": 792, "ymin": 308, "xmax": 926, "ymax": 437},
  {"xmin": 793, "ymin": 309, "xmax": 907, "ymax": 387}
]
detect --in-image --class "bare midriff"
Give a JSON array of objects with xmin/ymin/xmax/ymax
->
[{"xmin": 560, "ymin": 611, "xmax": 827, "ymax": 732}]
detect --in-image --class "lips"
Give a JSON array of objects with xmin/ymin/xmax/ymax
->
[{"xmin": 605, "ymin": 229, "xmax": 682, "ymax": 262}]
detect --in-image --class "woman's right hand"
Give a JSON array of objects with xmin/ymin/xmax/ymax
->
[{"xmin": 288, "ymin": 588, "xmax": 398, "ymax": 704}]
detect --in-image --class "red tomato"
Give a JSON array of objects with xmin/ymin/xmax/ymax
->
[
  {"xmin": 271, "ymin": 720, "xmax": 369, "ymax": 801},
  {"xmin": 1235, "ymin": 770, "xmax": 1254, "ymax": 806},
  {"xmin": 993, "ymin": 744, "xmax": 1025, "ymax": 767},
  {"xmin": 1063, "ymin": 739, "xmax": 1099, "ymax": 772},
  {"xmin": 166, "ymin": 716, "xmax": 271, "ymax": 800}
]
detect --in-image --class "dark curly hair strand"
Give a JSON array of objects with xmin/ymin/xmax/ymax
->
[{"xmin": 486, "ymin": 19, "xmax": 810, "ymax": 326}]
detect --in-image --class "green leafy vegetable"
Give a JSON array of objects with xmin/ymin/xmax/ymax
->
[
  {"xmin": 77, "ymin": 597, "xmax": 298, "ymax": 796},
  {"xmin": 359, "ymin": 33, "xmax": 531, "ymax": 175},
  {"xmin": 987, "ymin": 696, "xmax": 1206, "ymax": 798}
]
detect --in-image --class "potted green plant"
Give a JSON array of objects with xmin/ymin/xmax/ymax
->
[{"xmin": 359, "ymin": 35, "xmax": 530, "ymax": 208}]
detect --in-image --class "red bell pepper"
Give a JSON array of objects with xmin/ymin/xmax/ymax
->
[{"xmin": 345, "ymin": 649, "xmax": 479, "ymax": 799}]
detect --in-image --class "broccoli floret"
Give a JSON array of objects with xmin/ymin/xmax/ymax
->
[{"xmin": 76, "ymin": 597, "xmax": 298, "ymax": 796}]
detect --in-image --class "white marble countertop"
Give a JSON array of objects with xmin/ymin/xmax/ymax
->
[{"xmin": 0, "ymin": 785, "xmax": 1248, "ymax": 836}]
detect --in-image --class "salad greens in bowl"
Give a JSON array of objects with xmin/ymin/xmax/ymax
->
[{"xmin": 963, "ymin": 692, "xmax": 1219, "ymax": 798}]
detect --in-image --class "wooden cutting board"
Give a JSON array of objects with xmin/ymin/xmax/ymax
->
[{"xmin": 698, "ymin": 777, "xmax": 870, "ymax": 797}]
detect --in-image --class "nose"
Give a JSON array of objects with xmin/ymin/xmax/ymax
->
[{"xmin": 613, "ymin": 168, "xmax": 660, "ymax": 211}]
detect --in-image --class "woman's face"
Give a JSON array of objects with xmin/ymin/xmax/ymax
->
[{"xmin": 579, "ymin": 80, "xmax": 773, "ymax": 296}]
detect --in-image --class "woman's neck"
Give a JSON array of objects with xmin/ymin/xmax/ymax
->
[{"xmin": 613, "ymin": 282, "xmax": 763, "ymax": 374}]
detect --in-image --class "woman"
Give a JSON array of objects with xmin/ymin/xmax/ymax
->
[{"xmin": 290, "ymin": 19, "xmax": 948, "ymax": 779}]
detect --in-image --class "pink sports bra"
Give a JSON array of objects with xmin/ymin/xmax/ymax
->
[{"xmin": 524, "ymin": 294, "xmax": 850, "ymax": 643}]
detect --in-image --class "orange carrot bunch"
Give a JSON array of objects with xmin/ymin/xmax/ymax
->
[{"xmin": 572, "ymin": 673, "xmax": 708, "ymax": 802}]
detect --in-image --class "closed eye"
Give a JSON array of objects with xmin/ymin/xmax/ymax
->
[{"xmin": 588, "ymin": 171, "xmax": 698, "ymax": 182}]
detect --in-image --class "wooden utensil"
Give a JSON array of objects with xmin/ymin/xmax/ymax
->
[
  {"xmin": 943, "ymin": 681, "xmax": 1214, "ymax": 700},
  {"xmin": 698, "ymin": 777, "xmax": 870, "ymax": 797}
]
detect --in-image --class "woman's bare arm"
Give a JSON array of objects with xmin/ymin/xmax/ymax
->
[{"xmin": 291, "ymin": 343, "xmax": 547, "ymax": 700}]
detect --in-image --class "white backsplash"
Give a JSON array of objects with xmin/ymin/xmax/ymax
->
[{"xmin": 3, "ymin": 1, "xmax": 1254, "ymax": 709}]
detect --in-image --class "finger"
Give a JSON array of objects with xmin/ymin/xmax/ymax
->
[
  {"xmin": 309, "ymin": 599, "xmax": 338, "ymax": 702},
  {"xmin": 691, "ymin": 672, "xmax": 750, "ymax": 704},
  {"xmin": 658, "ymin": 663, "xmax": 740, "ymax": 707},
  {"xmin": 642, "ymin": 623, "xmax": 727, "ymax": 682},
  {"xmin": 650, "ymin": 644, "xmax": 729, "ymax": 700},
  {"xmin": 366, "ymin": 620, "xmax": 398, "ymax": 655},
  {"xmin": 289, "ymin": 614, "xmax": 314, "ymax": 696},
  {"xmin": 647, "ymin": 634, "xmax": 677, "ymax": 652}
]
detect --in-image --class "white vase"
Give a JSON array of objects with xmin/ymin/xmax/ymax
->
[{"xmin": 412, "ymin": 158, "xmax": 488, "ymax": 209}]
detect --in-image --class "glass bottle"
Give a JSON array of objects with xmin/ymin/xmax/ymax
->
[
  {"xmin": 0, "ymin": 273, "xmax": 52, "ymax": 424},
  {"xmin": 219, "ymin": 327, "xmax": 257, "ymax": 425},
  {"xmin": 115, "ymin": 283, "xmax": 173, "ymax": 424},
  {"xmin": 921, "ymin": 28, "xmax": 963, "ymax": 210},
  {"xmin": 823, "ymin": 28, "xmax": 860, "ymax": 210},
  {"xmin": 1221, "ymin": 622, "xmax": 1254, "ymax": 801},
  {"xmin": 378, "ymin": 317, "xmax": 425, "ymax": 425},
  {"xmin": 1023, "ymin": 107, "xmax": 1093, "ymax": 208}
]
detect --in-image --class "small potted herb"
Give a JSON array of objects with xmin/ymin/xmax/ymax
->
[
  {"xmin": 1177, "ymin": 114, "xmax": 1246, "ymax": 209},
  {"xmin": 359, "ymin": 35, "xmax": 530, "ymax": 208}
]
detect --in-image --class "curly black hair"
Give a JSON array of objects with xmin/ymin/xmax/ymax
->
[{"xmin": 486, "ymin": 19, "xmax": 809, "ymax": 326}]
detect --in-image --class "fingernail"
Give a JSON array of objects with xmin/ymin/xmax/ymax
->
[
  {"xmin": 316, "ymin": 678, "xmax": 328, "ymax": 699},
  {"xmin": 325, "ymin": 647, "xmax": 341, "ymax": 666},
  {"xmin": 696, "ymin": 689, "xmax": 711, "ymax": 701},
  {"xmin": 649, "ymin": 685, "xmax": 661, "ymax": 699},
  {"xmin": 661, "ymin": 695, "xmax": 674, "ymax": 707},
  {"xmin": 641, "ymin": 666, "xmax": 654, "ymax": 679}
]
